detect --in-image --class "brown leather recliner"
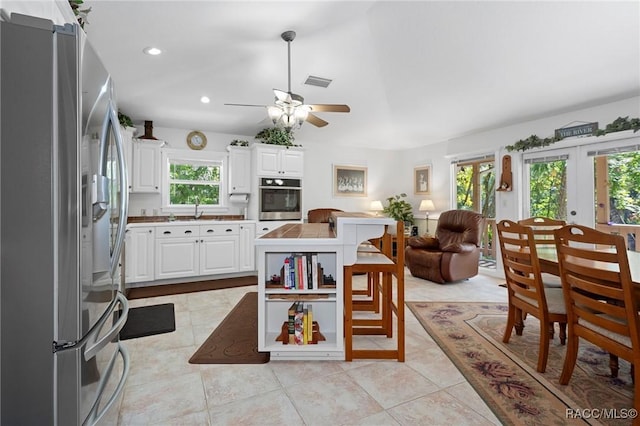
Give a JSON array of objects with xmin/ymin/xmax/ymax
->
[
  {"xmin": 307, "ymin": 208, "xmax": 343, "ymax": 223},
  {"xmin": 405, "ymin": 209, "xmax": 485, "ymax": 284}
]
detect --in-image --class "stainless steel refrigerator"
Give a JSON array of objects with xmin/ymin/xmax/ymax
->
[{"xmin": 1, "ymin": 13, "xmax": 130, "ymax": 425}]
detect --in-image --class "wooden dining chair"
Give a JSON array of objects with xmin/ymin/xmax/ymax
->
[
  {"xmin": 554, "ymin": 224, "xmax": 640, "ymax": 413},
  {"xmin": 518, "ymin": 217, "xmax": 566, "ymax": 287},
  {"xmin": 518, "ymin": 217, "xmax": 567, "ymax": 340},
  {"xmin": 497, "ymin": 220, "xmax": 567, "ymax": 373}
]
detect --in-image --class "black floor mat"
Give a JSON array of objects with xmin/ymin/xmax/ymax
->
[{"xmin": 119, "ymin": 303, "xmax": 176, "ymax": 340}]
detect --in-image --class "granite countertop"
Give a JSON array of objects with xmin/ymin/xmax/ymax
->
[
  {"xmin": 127, "ymin": 215, "xmax": 247, "ymax": 224},
  {"xmin": 126, "ymin": 215, "xmax": 254, "ymax": 227}
]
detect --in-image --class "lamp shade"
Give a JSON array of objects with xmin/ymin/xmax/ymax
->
[
  {"xmin": 370, "ymin": 200, "xmax": 384, "ymax": 211},
  {"xmin": 419, "ymin": 199, "xmax": 435, "ymax": 212}
]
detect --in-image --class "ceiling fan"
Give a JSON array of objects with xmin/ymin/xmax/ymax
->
[{"xmin": 225, "ymin": 30, "xmax": 350, "ymax": 131}]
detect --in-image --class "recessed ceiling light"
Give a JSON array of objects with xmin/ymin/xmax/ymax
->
[
  {"xmin": 200, "ymin": 96, "xmax": 210, "ymax": 104},
  {"xmin": 143, "ymin": 46, "xmax": 162, "ymax": 56}
]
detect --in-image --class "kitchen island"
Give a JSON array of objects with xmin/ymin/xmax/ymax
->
[{"xmin": 255, "ymin": 213, "xmax": 395, "ymax": 360}]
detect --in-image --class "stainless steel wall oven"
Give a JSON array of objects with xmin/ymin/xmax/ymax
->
[{"xmin": 259, "ymin": 178, "xmax": 302, "ymax": 220}]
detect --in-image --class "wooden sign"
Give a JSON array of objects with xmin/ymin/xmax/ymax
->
[{"xmin": 555, "ymin": 122, "xmax": 598, "ymax": 139}]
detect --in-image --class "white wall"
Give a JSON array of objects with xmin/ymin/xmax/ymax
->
[
  {"xmin": 401, "ymin": 95, "xmax": 640, "ymax": 225},
  {"xmin": 127, "ymin": 95, "xmax": 640, "ymax": 223}
]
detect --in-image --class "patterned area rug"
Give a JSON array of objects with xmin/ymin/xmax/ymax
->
[{"xmin": 406, "ymin": 302, "xmax": 635, "ymax": 426}]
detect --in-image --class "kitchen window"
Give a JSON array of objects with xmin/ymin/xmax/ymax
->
[{"xmin": 161, "ymin": 150, "xmax": 228, "ymax": 213}]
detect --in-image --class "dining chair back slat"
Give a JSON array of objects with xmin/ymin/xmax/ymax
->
[
  {"xmin": 497, "ymin": 220, "xmax": 567, "ymax": 373},
  {"xmin": 518, "ymin": 217, "xmax": 566, "ymax": 246},
  {"xmin": 554, "ymin": 224, "xmax": 640, "ymax": 415}
]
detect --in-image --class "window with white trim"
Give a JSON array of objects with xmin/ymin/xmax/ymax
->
[{"xmin": 161, "ymin": 150, "xmax": 228, "ymax": 213}]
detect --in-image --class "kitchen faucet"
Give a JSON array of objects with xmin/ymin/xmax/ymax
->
[{"xmin": 194, "ymin": 197, "xmax": 203, "ymax": 219}]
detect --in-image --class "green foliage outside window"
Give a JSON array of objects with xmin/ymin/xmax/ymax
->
[
  {"xmin": 168, "ymin": 162, "xmax": 221, "ymax": 205},
  {"xmin": 529, "ymin": 161, "xmax": 567, "ymax": 220},
  {"xmin": 604, "ymin": 152, "xmax": 640, "ymax": 224},
  {"xmin": 455, "ymin": 161, "xmax": 495, "ymax": 218}
]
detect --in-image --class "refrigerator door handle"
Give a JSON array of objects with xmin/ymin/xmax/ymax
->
[
  {"xmin": 84, "ymin": 292, "xmax": 128, "ymax": 361},
  {"xmin": 83, "ymin": 342, "xmax": 130, "ymax": 426},
  {"xmin": 107, "ymin": 100, "xmax": 129, "ymax": 277}
]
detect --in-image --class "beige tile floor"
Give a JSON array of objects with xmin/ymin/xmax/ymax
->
[{"xmin": 113, "ymin": 269, "xmax": 507, "ymax": 425}]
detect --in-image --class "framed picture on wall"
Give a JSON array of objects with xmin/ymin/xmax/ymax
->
[
  {"xmin": 334, "ymin": 165, "xmax": 367, "ymax": 197},
  {"xmin": 414, "ymin": 165, "xmax": 431, "ymax": 195}
]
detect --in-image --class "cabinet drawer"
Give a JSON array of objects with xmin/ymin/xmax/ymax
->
[
  {"xmin": 200, "ymin": 224, "xmax": 239, "ymax": 236},
  {"xmin": 156, "ymin": 225, "xmax": 199, "ymax": 238}
]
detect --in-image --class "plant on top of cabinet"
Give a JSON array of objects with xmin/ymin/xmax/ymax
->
[
  {"xmin": 230, "ymin": 139, "xmax": 250, "ymax": 147},
  {"xmin": 118, "ymin": 111, "xmax": 133, "ymax": 128},
  {"xmin": 255, "ymin": 127, "xmax": 299, "ymax": 147},
  {"xmin": 69, "ymin": 0, "xmax": 91, "ymax": 29}
]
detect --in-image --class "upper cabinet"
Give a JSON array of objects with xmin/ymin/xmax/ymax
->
[
  {"xmin": 228, "ymin": 146, "xmax": 251, "ymax": 194},
  {"xmin": 131, "ymin": 139, "xmax": 162, "ymax": 193},
  {"xmin": 253, "ymin": 144, "xmax": 303, "ymax": 177}
]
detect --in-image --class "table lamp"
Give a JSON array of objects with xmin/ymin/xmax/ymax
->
[
  {"xmin": 419, "ymin": 199, "xmax": 435, "ymax": 233},
  {"xmin": 370, "ymin": 200, "xmax": 384, "ymax": 216}
]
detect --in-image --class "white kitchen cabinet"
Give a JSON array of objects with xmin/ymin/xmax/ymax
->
[
  {"xmin": 228, "ymin": 146, "xmax": 251, "ymax": 194},
  {"xmin": 155, "ymin": 225, "xmax": 199, "ymax": 279},
  {"xmin": 124, "ymin": 226, "xmax": 155, "ymax": 284},
  {"xmin": 239, "ymin": 223, "xmax": 256, "ymax": 272},
  {"xmin": 121, "ymin": 126, "xmax": 136, "ymax": 192},
  {"xmin": 199, "ymin": 224, "xmax": 239, "ymax": 275},
  {"xmin": 131, "ymin": 139, "xmax": 161, "ymax": 193},
  {"xmin": 153, "ymin": 223, "xmax": 252, "ymax": 279},
  {"xmin": 254, "ymin": 144, "xmax": 303, "ymax": 177}
]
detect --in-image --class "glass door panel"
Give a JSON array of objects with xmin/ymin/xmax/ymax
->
[{"xmin": 523, "ymin": 148, "xmax": 579, "ymax": 223}]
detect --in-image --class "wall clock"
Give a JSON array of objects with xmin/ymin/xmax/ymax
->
[{"xmin": 187, "ymin": 130, "xmax": 207, "ymax": 150}]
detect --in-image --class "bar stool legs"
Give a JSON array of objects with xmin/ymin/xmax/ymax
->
[{"xmin": 343, "ymin": 222, "xmax": 405, "ymax": 362}]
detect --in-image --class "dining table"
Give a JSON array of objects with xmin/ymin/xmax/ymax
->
[{"xmin": 536, "ymin": 246, "xmax": 640, "ymax": 286}]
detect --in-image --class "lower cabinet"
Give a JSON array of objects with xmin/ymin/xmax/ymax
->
[
  {"xmin": 127, "ymin": 221, "xmax": 256, "ymax": 284},
  {"xmin": 154, "ymin": 223, "xmax": 251, "ymax": 280},
  {"xmin": 155, "ymin": 235, "xmax": 200, "ymax": 280},
  {"xmin": 199, "ymin": 224, "xmax": 240, "ymax": 275},
  {"xmin": 239, "ymin": 223, "xmax": 256, "ymax": 272},
  {"xmin": 125, "ymin": 226, "xmax": 155, "ymax": 283}
]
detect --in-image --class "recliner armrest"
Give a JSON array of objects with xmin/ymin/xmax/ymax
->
[
  {"xmin": 407, "ymin": 235, "xmax": 439, "ymax": 249},
  {"xmin": 440, "ymin": 242, "xmax": 476, "ymax": 253}
]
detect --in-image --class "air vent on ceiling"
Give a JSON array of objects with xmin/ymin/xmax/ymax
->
[{"xmin": 304, "ymin": 75, "xmax": 332, "ymax": 88}]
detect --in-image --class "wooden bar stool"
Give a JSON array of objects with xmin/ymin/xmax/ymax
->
[
  {"xmin": 344, "ymin": 221, "xmax": 405, "ymax": 362},
  {"xmin": 352, "ymin": 242, "xmax": 381, "ymax": 313}
]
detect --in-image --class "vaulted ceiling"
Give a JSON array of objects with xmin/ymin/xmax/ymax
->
[{"xmin": 84, "ymin": 1, "xmax": 640, "ymax": 150}]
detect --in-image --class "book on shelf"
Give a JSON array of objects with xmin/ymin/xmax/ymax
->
[
  {"xmin": 294, "ymin": 302, "xmax": 304, "ymax": 345},
  {"xmin": 306, "ymin": 304, "xmax": 313, "ymax": 343},
  {"xmin": 303, "ymin": 305, "xmax": 309, "ymax": 344},
  {"xmin": 287, "ymin": 301, "xmax": 297, "ymax": 344},
  {"xmin": 311, "ymin": 254, "xmax": 318, "ymax": 289},
  {"xmin": 306, "ymin": 255, "xmax": 313, "ymax": 289},
  {"xmin": 271, "ymin": 253, "xmax": 335, "ymax": 290}
]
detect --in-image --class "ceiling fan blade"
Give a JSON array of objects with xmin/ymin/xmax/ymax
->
[
  {"xmin": 306, "ymin": 113, "xmax": 329, "ymax": 127},
  {"xmin": 308, "ymin": 104, "xmax": 351, "ymax": 113},
  {"xmin": 224, "ymin": 103, "xmax": 267, "ymax": 108},
  {"xmin": 273, "ymin": 89, "xmax": 289, "ymax": 102}
]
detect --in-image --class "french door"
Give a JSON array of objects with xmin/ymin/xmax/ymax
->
[{"xmin": 522, "ymin": 147, "xmax": 593, "ymax": 225}]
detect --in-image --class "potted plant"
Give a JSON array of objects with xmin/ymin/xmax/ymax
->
[
  {"xmin": 229, "ymin": 139, "xmax": 249, "ymax": 147},
  {"xmin": 118, "ymin": 111, "xmax": 133, "ymax": 128},
  {"xmin": 255, "ymin": 127, "xmax": 297, "ymax": 147},
  {"xmin": 383, "ymin": 193, "xmax": 415, "ymax": 225}
]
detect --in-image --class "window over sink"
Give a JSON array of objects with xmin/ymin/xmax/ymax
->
[{"xmin": 161, "ymin": 149, "xmax": 228, "ymax": 214}]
